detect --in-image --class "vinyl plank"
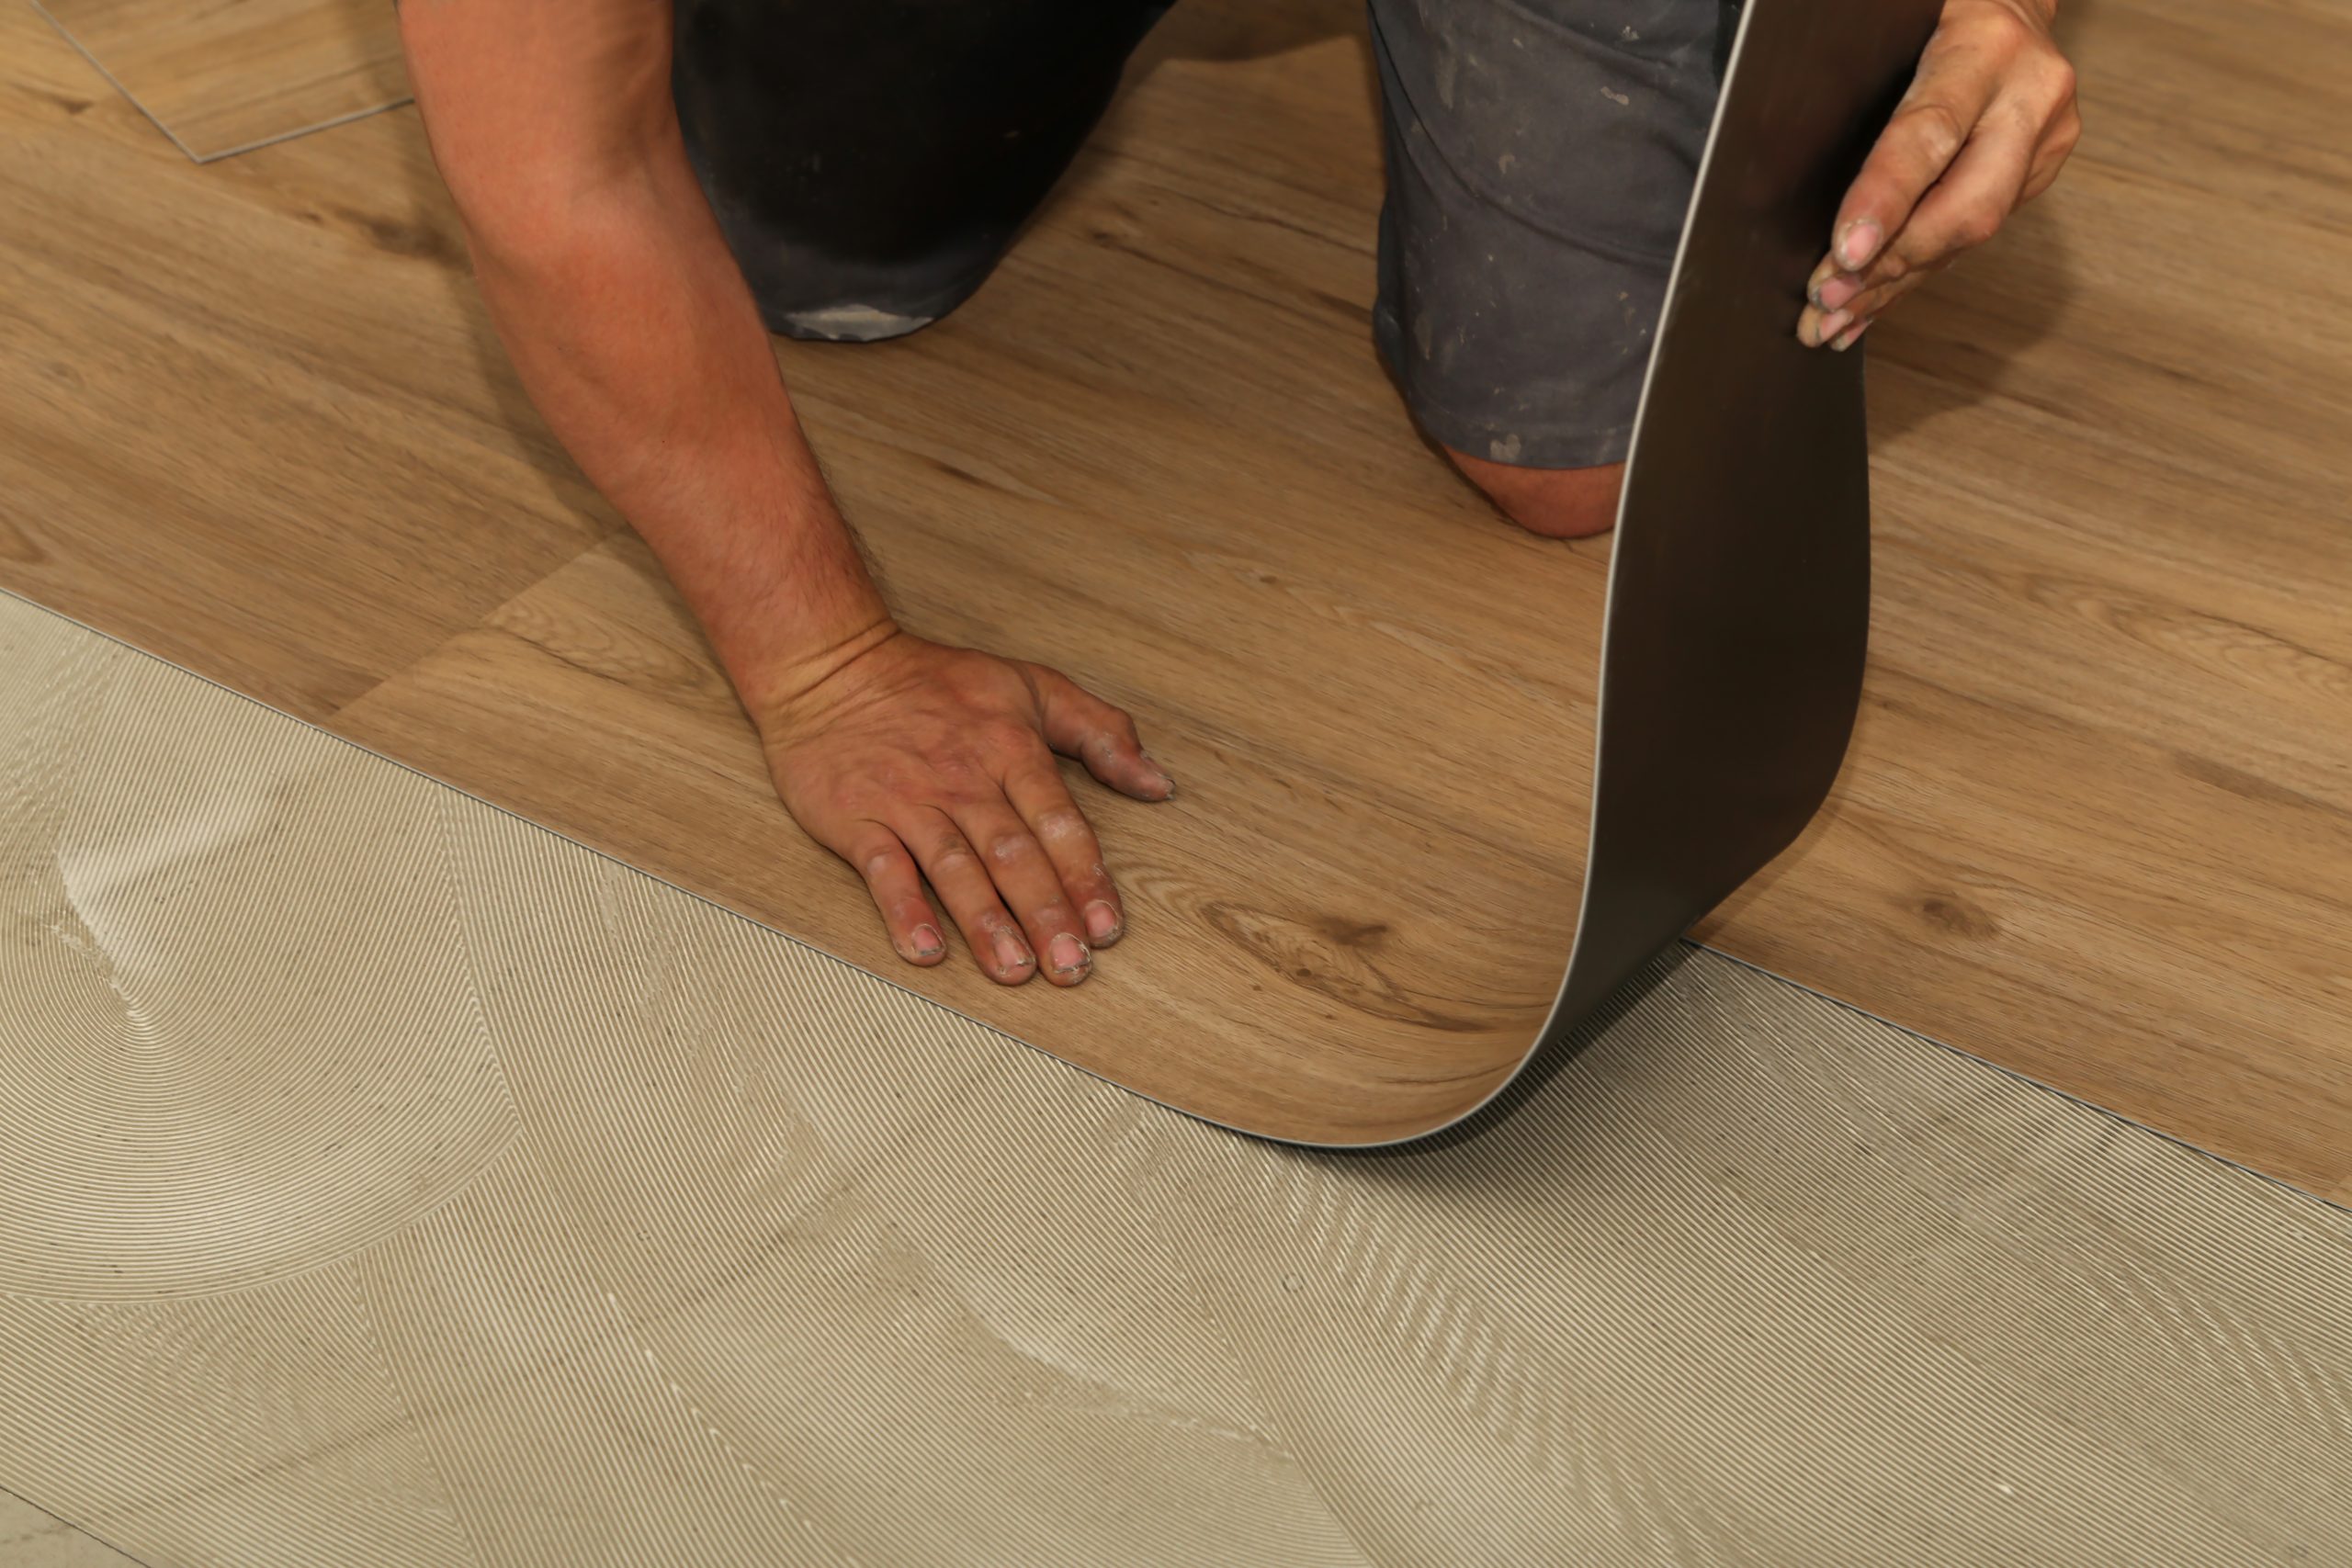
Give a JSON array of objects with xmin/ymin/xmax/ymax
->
[
  {"xmin": 35, "ymin": 0, "xmax": 408, "ymax": 162},
  {"xmin": 319, "ymin": 19, "xmax": 1610, "ymax": 1140},
  {"xmin": 0, "ymin": 15, "xmax": 616, "ymax": 719}
]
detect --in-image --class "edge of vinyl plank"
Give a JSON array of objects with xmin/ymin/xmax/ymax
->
[
  {"xmin": 24, "ymin": 0, "xmax": 201, "ymax": 162},
  {"xmin": 0, "ymin": 1487, "xmax": 153, "ymax": 1568}
]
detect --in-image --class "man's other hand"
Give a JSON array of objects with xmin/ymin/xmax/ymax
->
[
  {"xmin": 758, "ymin": 633, "xmax": 1176, "ymax": 986},
  {"xmin": 1797, "ymin": 0, "xmax": 2080, "ymax": 350}
]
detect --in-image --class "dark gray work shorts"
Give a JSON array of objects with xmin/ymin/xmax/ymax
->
[{"xmin": 673, "ymin": 0, "xmax": 1735, "ymax": 469}]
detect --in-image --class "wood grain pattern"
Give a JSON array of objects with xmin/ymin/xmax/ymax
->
[
  {"xmin": 2, "ymin": 1, "xmax": 2348, "ymax": 1168},
  {"xmin": 35, "ymin": 0, "xmax": 408, "ymax": 162},
  {"xmin": 0, "ymin": 23, "xmax": 614, "ymax": 719}
]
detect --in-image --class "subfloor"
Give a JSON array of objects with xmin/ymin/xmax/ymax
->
[{"xmin": 0, "ymin": 1490, "xmax": 139, "ymax": 1568}]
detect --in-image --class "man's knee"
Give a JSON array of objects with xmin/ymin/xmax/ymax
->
[{"xmin": 1445, "ymin": 447, "xmax": 1624, "ymax": 540}]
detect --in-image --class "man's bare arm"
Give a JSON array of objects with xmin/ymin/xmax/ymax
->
[
  {"xmin": 399, "ymin": 0, "xmax": 1173, "ymax": 984},
  {"xmin": 401, "ymin": 0, "xmax": 888, "ymax": 712}
]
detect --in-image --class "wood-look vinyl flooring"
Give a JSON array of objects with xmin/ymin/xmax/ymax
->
[
  {"xmin": 3, "ymin": 0, "xmax": 2348, "ymax": 1173},
  {"xmin": 35, "ymin": 0, "xmax": 407, "ymax": 161}
]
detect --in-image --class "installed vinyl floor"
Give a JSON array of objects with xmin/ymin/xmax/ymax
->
[
  {"xmin": 7, "ymin": 590, "xmax": 2352, "ymax": 1566},
  {"xmin": 32, "ymin": 0, "xmax": 407, "ymax": 161},
  {"xmin": 3, "ymin": 0, "xmax": 2349, "ymax": 1165}
]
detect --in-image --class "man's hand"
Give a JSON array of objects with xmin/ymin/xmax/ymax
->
[
  {"xmin": 757, "ymin": 632, "xmax": 1177, "ymax": 986},
  {"xmin": 401, "ymin": 0, "xmax": 1180, "ymax": 989},
  {"xmin": 1797, "ymin": 0, "xmax": 2080, "ymax": 350}
]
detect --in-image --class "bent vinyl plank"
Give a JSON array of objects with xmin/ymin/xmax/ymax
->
[
  {"xmin": 6, "ymin": 591, "xmax": 2352, "ymax": 1565},
  {"xmin": 3, "ymin": 0, "xmax": 2351, "ymax": 1172}
]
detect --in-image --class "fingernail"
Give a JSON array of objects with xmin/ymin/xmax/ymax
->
[
  {"xmin": 1831, "ymin": 317, "xmax": 1873, "ymax": 353},
  {"xmin": 1048, "ymin": 932, "xmax": 1091, "ymax": 976},
  {"xmin": 1083, "ymin": 899, "xmax": 1123, "ymax": 943},
  {"xmin": 1142, "ymin": 756, "xmax": 1177, "ymax": 797},
  {"xmin": 1815, "ymin": 308, "xmax": 1853, "ymax": 345},
  {"xmin": 992, "ymin": 927, "xmax": 1034, "ymax": 976},
  {"xmin": 910, "ymin": 923, "xmax": 944, "ymax": 959},
  {"xmin": 1837, "ymin": 219, "xmax": 1882, "ymax": 270},
  {"xmin": 1816, "ymin": 275, "xmax": 1860, "ymax": 311}
]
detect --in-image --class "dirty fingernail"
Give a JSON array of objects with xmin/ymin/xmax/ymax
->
[
  {"xmin": 1817, "ymin": 275, "xmax": 1860, "ymax": 311},
  {"xmin": 1049, "ymin": 932, "xmax": 1091, "ymax": 976},
  {"xmin": 1142, "ymin": 756, "xmax": 1177, "ymax": 797},
  {"xmin": 1832, "ymin": 317, "xmax": 1873, "ymax": 353},
  {"xmin": 910, "ymin": 923, "xmax": 944, "ymax": 959},
  {"xmin": 1837, "ymin": 219, "xmax": 1882, "ymax": 270},
  {"xmin": 992, "ymin": 928, "xmax": 1034, "ymax": 975},
  {"xmin": 1815, "ymin": 308, "xmax": 1853, "ymax": 345},
  {"xmin": 1084, "ymin": 899, "xmax": 1123, "ymax": 943}
]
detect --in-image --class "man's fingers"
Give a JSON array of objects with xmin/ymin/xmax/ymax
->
[
  {"xmin": 901, "ymin": 808, "xmax": 1036, "ymax": 986},
  {"xmin": 1797, "ymin": 84, "xmax": 1989, "ymax": 344},
  {"xmin": 952, "ymin": 799, "xmax": 1093, "ymax": 987},
  {"xmin": 841, "ymin": 824, "xmax": 947, "ymax": 966},
  {"xmin": 1003, "ymin": 761, "xmax": 1125, "ymax": 948},
  {"xmin": 1892, "ymin": 107, "xmax": 2039, "ymax": 261},
  {"xmin": 1803, "ymin": 262, "xmax": 1938, "ymax": 352},
  {"xmin": 1030, "ymin": 666, "xmax": 1175, "ymax": 802},
  {"xmin": 1829, "ymin": 53, "xmax": 2000, "ymax": 273},
  {"xmin": 1805, "ymin": 267, "xmax": 1936, "ymax": 350},
  {"xmin": 2020, "ymin": 100, "xmax": 2082, "ymax": 203},
  {"xmin": 1829, "ymin": 113, "xmax": 2038, "ymax": 324},
  {"xmin": 1798, "ymin": 3, "xmax": 2079, "ymax": 346}
]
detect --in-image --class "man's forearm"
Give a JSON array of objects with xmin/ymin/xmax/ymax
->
[
  {"xmin": 396, "ymin": 0, "xmax": 1171, "ymax": 986},
  {"xmin": 458, "ymin": 161, "xmax": 894, "ymax": 722}
]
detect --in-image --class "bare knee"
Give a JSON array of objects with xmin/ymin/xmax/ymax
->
[{"xmin": 1446, "ymin": 446, "xmax": 1624, "ymax": 540}]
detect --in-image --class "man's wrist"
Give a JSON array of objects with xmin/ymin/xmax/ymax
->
[{"xmin": 725, "ymin": 603, "xmax": 901, "ymax": 740}]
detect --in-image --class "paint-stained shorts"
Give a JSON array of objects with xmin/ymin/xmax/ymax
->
[{"xmin": 673, "ymin": 0, "xmax": 1735, "ymax": 470}]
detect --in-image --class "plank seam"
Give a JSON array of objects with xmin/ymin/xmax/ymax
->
[
  {"xmin": 25, "ymin": 0, "xmax": 413, "ymax": 164},
  {"xmin": 24, "ymin": 0, "xmax": 199, "ymax": 161}
]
